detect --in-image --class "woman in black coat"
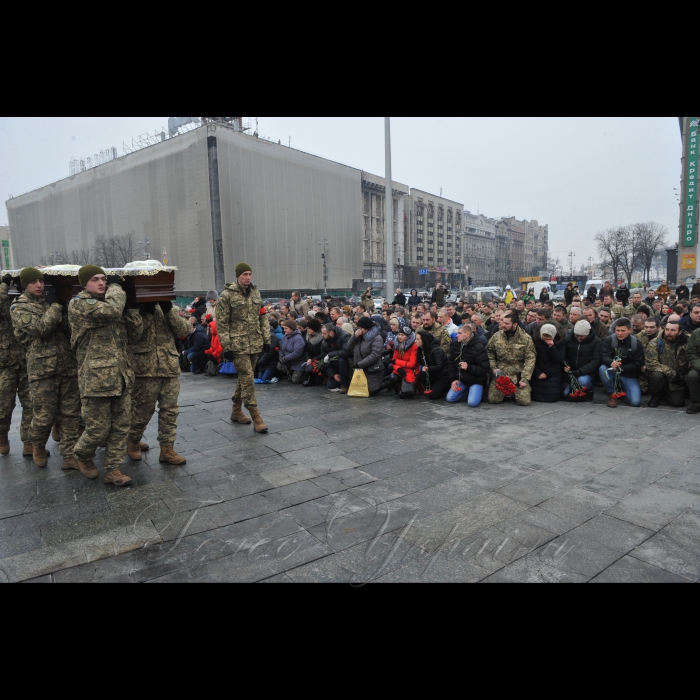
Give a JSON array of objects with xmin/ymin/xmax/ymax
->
[
  {"xmin": 415, "ymin": 331, "xmax": 450, "ymax": 400},
  {"xmin": 347, "ymin": 317, "xmax": 386, "ymax": 394},
  {"xmin": 530, "ymin": 324, "xmax": 566, "ymax": 403}
]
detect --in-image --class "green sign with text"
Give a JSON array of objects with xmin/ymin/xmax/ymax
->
[
  {"xmin": 1, "ymin": 240, "xmax": 9, "ymax": 270},
  {"xmin": 684, "ymin": 117, "xmax": 699, "ymax": 247}
]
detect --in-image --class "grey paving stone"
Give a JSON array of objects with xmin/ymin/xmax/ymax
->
[
  {"xmin": 630, "ymin": 509, "xmax": 700, "ymax": 581},
  {"xmin": 23, "ymin": 575, "xmax": 53, "ymax": 583},
  {"xmin": 537, "ymin": 488, "xmax": 617, "ymax": 527},
  {"xmin": 0, "ymin": 515, "xmax": 43, "ymax": 559},
  {"xmin": 282, "ymin": 493, "xmax": 370, "ymax": 530},
  {"xmin": 498, "ymin": 472, "xmax": 579, "ymax": 507},
  {"xmin": 580, "ymin": 456, "xmax": 680, "ymax": 501},
  {"xmin": 605, "ymin": 485, "xmax": 700, "ymax": 531},
  {"xmin": 591, "ymin": 556, "xmax": 691, "ymax": 584},
  {"xmin": 656, "ymin": 459, "xmax": 700, "ymax": 496},
  {"xmin": 190, "ymin": 531, "xmax": 332, "ymax": 583},
  {"xmin": 565, "ymin": 515, "xmax": 654, "ymax": 554},
  {"xmin": 144, "ymin": 570, "xmax": 197, "ymax": 583},
  {"xmin": 481, "ymin": 556, "xmax": 590, "ymax": 584},
  {"xmin": 260, "ymin": 481, "xmax": 328, "ymax": 510}
]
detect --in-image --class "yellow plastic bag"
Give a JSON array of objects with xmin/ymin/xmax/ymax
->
[{"xmin": 348, "ymin": 369, "xmax": 370, "ymax": 398}]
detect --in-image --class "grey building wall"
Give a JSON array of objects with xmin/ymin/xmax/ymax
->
[
  {"xmin": 6, "ymin": 124, "xmax": 365, "ymax": 294},
  {"xmin": 6, "ymin": 129, "xmax": 213, "ymax": 293},
  {"xmin": 213, "ymin": 125, "xmax": 363, "ymax": 292}
]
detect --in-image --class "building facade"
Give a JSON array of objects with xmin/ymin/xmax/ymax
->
[
  {"xmin": 501, "ymin": 217, "xmax": 549, "ymax": 278},
  {"xmin": 462, "ymin": 212, "xmax": 497, "ymax": 286},
  {"xmin": 0, "ymin": 226, "xmax": 11, "ymax": 270},
  {"xmin": 403, "ymin": 190, "xmax": 465, "ymax": 289}
]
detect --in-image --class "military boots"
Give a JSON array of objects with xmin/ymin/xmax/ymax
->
[
  {"xmin": 61, "ymin": 457, "xmax": 79, "ymax": 471},
  {"xmin": 0, "ymin": 433, "xmax": 9, "ymax": 456},
  {"xmin": 159, "ymin": 446, "xmax": 187, "ymax": 466},
  {"xmin": 22, "ymin": 443, "xmax": 33, "ymax": 457},
  {"xmin": 33, "ymin": 446, "xmax": 49, "ymax": 468},
  {"xmin": 231, "ymin": 403, "xmax": 252, "ymax": 425},
  {"xmin": 77, "ymin": 459, "xmax": 98, "ymax": 480},
  {"xmin": 248, "ymin": 408, "xmax": 268, "ymax": 434},
  {"xmin": 104, "ymin": 469, "xmax": 132, "ymax": 487},
  {"xmin": 127, "ymin": 441, "xmax": 143, "ymax": 461}
]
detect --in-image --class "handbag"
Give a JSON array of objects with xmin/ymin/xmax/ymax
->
[
  {"xmin": 218, "ymin": 361, "xmax": 237, "ymax": 376},
  {"xmin": 366, "ymin": 358, "xmax": 384, "ymax": 374},
  {"xmin": 348, "ymin": 369, "xmax": 370, "ymax": 398},
  {"xmin": 400, "ymin": 378, "xmax": 417, "ymax": 398}
]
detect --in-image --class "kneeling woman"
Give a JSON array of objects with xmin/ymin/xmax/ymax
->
[
  {"xmin": 347, "ymin": 317, "xmax": 385, "ymax": 396},
  {"xmin": 530, "ymin": 324, "xmax": 565, "ymax": 404},
  {"xmin": 416, "ymin": 331, "xmax": 450, "ymax": 400},
  {"xmin": 446, "ymin": 324, "xmax": 491, "ymax": 407},
  {"xmin": 378, "ymin": 326, "xmax": 419, "ymax": 397}
]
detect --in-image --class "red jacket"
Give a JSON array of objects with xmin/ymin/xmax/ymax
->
[
  {"xmin": 392, "ymin": 343, "xmax": 419, "ymax": 383},
  {"xmin": 205, "ymin": 320, "xmax": 224, "ymax": 364}
]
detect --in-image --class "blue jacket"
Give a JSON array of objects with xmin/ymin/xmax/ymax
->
[
  {"xmin": 188, "ymin": 326, "xmax": 210, "ymax": 355},
  {"xmin": 279, "ymin": 329, "xmax": 306, "ymax": 371}
]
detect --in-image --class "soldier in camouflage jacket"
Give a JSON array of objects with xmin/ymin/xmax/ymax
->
[
  {"xmin": 645, "ymin": 320, "xmax": 690, "ymax": 408},
  {"xmin": 216, "ymin": 264, "xmax": 271, "ymax": 433},
  {"xmin": 12, "ymin": 270, "xmax": 80, "ymax": 469},
  {"xmin": 0, "ymin": 273, "xmax": 32, "ymax": 455},
  {"xmin": 487, "ymin": 314, "xmax": 537, "ymax": 406},
  {"xmin": 68, "ymin": 268, "xmax": 143, "ymax": 486},
  {"xmin": 127, "ymin": 301, "xmax": 190, "ymax": 464}
]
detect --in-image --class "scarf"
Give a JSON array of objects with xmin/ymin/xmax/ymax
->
[
  {"xmin": 364, "ymin": 325, "xmax": 380, "ymax": 342},
  {"xmin": 397, "ymin": 332, "xmax": 415, "ymax": 355}
]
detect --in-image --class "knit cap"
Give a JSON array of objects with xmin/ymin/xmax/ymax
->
[
  {"xmin": 78, "ymin": 265, "xmax": 106, "ymax": 288},
  {"xmin": 206, "ymin": 290, "xmax": 219, "ymax": 302},
  {"xmin": 235, "ymin": 263, "xmax": 253, "ymax": 278},
  {"xmin": 281, "ymin": 319, "xmax": 297, "ymax": 331},
  {"xmin": 20, "ymin": 267, "xmax": 45, "ymax": 288},
  {"xmin": 540, "ymin": 324, "xmax": 557, "ymax": 339},
  {"xmin": 574, "ymin": 320, "xmax": 591, "ymax": 336},
  {"xmin": 357, "ymin": 317, "xmax": 374, "ymax": 331}
]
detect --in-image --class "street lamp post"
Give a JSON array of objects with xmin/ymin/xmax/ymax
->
[{"xmin": 385, "ymin": 117, "xmax": 394, "ymax": 303}]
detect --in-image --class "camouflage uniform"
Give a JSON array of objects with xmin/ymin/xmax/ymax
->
[
  {"xmin": 11, "ymin": 292, "xmax": 80, "ymax": 457},
  {"xmin": 0, "ymin": 282, "xmax": 32, "ymax": 444},
  {"xmin": 68, "ymin": 285, "xmax": 142, "ymax": 472},
  {"xmin": 128, "ymin": 306, "xmax": 190, "ymax": 447},
  {"xmin": 216, "ymin": 282, "xmax": 271, "ymax": 409},
  {"xmin": 636, "ymin": 330, "xmax": 662, "ymax": 394},
  {"xmin": 622, "ymin": 303, "xmax": 642, "ymax": 319},
  {"xmin": 361, "ymin": 292, "xmax": 375, "ymax": 312},
  {"xmin": 604, "ymin": 304, "xmax": 625, "ymax": 319},
  {"xmin": 645, "ymin": 332, "xmax": 690, "ymax": 407},
  {"xmin": 487, "ymin": 326, "xmax": 537, "ymax": 406},
  {"xmin": 419, "ymin": 322, "xmax": 452, "ymax": 353}
]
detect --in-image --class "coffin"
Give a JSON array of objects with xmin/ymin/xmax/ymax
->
[{"xmin": 1, "ymin": 265, "xmax": 178, "ymax": 304}]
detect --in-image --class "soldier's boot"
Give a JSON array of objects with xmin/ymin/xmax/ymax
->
[
  {"xmin": 61, "ymin": 456, "xmax": 79, "ymax": 472},
  {"xmin": 159, "ymin": 446, "xmax": 187, "ymax": 466},
  {"xmin": 51, "ymin": 424, "xmax": 61, "ymax": 443},
  {"xmin": 139, "ymin": 442, "xmax": 150, "ymax": 452},
  {"xmin": 33, "ymin": 446, "xmax": 49, "ymax": 468},
  {"xmin": 686, "ymin": 405, "xmax": 700, "ymax": 415},
  {"xmin": 22, "ymin": 443, "xmax": 34, "ymax": 457},
  {"xmin": 647, "ymin": 395, "xmax": 662, "ymax": 409},
  {"xmin": 104, "ymin": 469, "xmax": 132, "ymax": 487},
  {"xmin": 607, "ymin": 398, "xmax": 618, "ymax": 409},
  {"xmin": 248, "ymin": 408, "xmax": 268, "ymax": 434},
  {"xmin": 127, "ymin": 440, "xmax": 143, "ymax": 461},
  {"xmin": 77, "ymin": 459, "xmax": 98, "ymax": 480},
  {"xmin": 0, "ymin": 433, "xmax": 9, "ymax": 456},
  {"xmin": 231, "ymin": 403, "xmax": 252, "ymax": 425}
]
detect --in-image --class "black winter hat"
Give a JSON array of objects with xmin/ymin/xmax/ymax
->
[{"xmin": 357, "ymin": 317, "xmax": 374, "ymax": 331}]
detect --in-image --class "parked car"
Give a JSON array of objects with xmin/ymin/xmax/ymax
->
[{"xmin": 263, "ymin": 298, "xmax": 287, "ymax": 307}]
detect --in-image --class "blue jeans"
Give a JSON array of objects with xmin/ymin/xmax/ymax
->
[
  {"xmin": 187, "ymin": 351, "xmax": 207, "ymax": 373},
  {"xmin": 446, "ymin": 382, "xmax": 483, "ymax": 408},
  {"xmin": 563, "ymin": 375, "xmax": 594, "ymax": 397},
  {"xmin": 260, "ymin": 368, "xmax": 277, "ymax": 382},
  {"xmin": 326, "ymin": 358, "xmax": 350, "ymax": 389},
  {"xmin": 598, "ymin": 366, "xmax": 642, "ymax": 407}
]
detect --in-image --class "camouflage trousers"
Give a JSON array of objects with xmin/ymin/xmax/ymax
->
[
  {"xmin": 488, "ymin": 378, "xmax": 532, "ymax": 406},
  {"xmin": 29, "ymin": 375, "xmax": 81, "ymax": 456},
  {"xmin": 0, "ymin": 365, "xmax": 33, "ymax": 443},
  {"xmin": 74, "ymin": 392, "xmax": 131, "ymax": 472},
  {"xmin": 129, "ymin": 377, "xmax": 180, "ymax": 447},
  {"xmin": 232, "ymin": 354, "xmax": 259, "ymax": 409}
]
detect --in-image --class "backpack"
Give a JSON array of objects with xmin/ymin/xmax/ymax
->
[
  {"xmin": 610, "ymin": 336, "xmax": 639, "ymax": 353},
  {"xmin": 205, "ymin": 360, "xmax": 218, "ymax": 377}
]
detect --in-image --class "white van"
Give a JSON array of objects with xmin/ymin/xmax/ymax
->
[
  {"xmin": 525, "ymin": 282, "xmax": 554, "ymax": 300},
  {"xmin": 585, "ymin": 280, "xmax": 604, "ymax": 294}
]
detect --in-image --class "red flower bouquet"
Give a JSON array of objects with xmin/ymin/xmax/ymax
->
[
  {"xmin": 495, "ymin": 375, "xmax": 517, "ymax": 397},
  {"xmin": 568, "ymin": 373, "xmax": 588, "ymax": 399}
]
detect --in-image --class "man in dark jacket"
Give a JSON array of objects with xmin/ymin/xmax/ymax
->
[
  {"xmin": 582, "ymin": 308, "xmax": 609, "ymax": 342},
  {"xmin": 599, "ymin": 318, "xmax": 644, "ymax": 408},
  {"xmin": 616, "ymin": 284, "xmax": 631, "ymax": 306},
  {"xmin": 415, "ymin": 331, "xmax": 450, "ymax": 400},
  {"xmin": 320, "ymin": 324, "xmax": 352, "ymax": 392},
  {"xmin": 563, "ymin": 320, "xmax": 602, "ymax": 400},
  {"xmin": 680, "ymin": 303, "xmax": 700, "ymax": 335},
  {"xmin": 446, "ymin": 325, "xmax": 490, "ymax": 407},
  {"xmin": 431, "ymin": 284, "xmax": 447, "ymax": 308},
  {"xmin": 392, "ymin": 289, "xmax": 407, "ymax": 307},
  {"xmin": 691, "ymin": 278, "xmax": 700, "ymax": 299},
  {"xmin": 186, "ymin": 322, "xmax": 210, "ymax": 374},
  {"xmin": 686, "ymin": 328, "xmax": 700, "ymax": 414},
  {"xmin": 278, "ymin": 320, "xmax": 307, "ymax": 384}
]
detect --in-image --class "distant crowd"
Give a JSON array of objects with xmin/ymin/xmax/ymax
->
[{"xmin": 179, "ymin": 277, "xmax": 700, "ymax": 414}]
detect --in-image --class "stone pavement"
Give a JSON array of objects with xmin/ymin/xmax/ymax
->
[{"xmin": 2, "ymin": 374, "xmax": 700, "ymax": 584}]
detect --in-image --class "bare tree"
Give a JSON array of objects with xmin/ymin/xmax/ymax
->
[
  {"xmin": 633, "ymin": 222, "xmax": 668, "ymax": 287},
  {"xmin": 92, "ymin": 234, "xmax": 136, "ymax": 268},
  {"xmin": 112, "ymin": 233, "xmax": 136, "ymax": 267},
  {"xmin": 595, "ymin": 227, "xmax": 626, "ymax": 287},
  {"xmin": 617, "ymin": 225, "xmax": 641, "ymax": 287}
]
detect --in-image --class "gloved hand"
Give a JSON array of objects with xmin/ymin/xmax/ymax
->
[
  {"xmin": 141, "ymin": 302, "xmax": 157, "ymax": 315},
  {"xmin": 323, "ymin": 355, "xmax": 332, "ymax": 365},
  {"xmin": 279, "ymin": 355, "xmax": 286, "ymax": 364},
  {"xmin": 159, "ymin": 301, "xmax": 173, "ymax": 314},
  {"xmin": 45, "ymin": 289, "xmax": 60, "ymax": 306},
  {"xmin": 1, "ymin": 274, "xmax": 13, "ymax": 286},
  {"xmin": 107, "ymin": 275, "xmax": 126, "ymax": 289},
  {"xmin": 397, "ymin": 368, "xmax": 407, "ymax": 379},
  {"xmin": 224, "ymin": 351, "xmax": 235, "ymax": 362},
  {"xmin": 262, "ymin": 344, "xmax": 271, "ymax": 354}
]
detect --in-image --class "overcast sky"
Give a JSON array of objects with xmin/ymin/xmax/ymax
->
[{"xmin": 0, "ymin": 117, "xmax": 683, "ymax": 266}]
